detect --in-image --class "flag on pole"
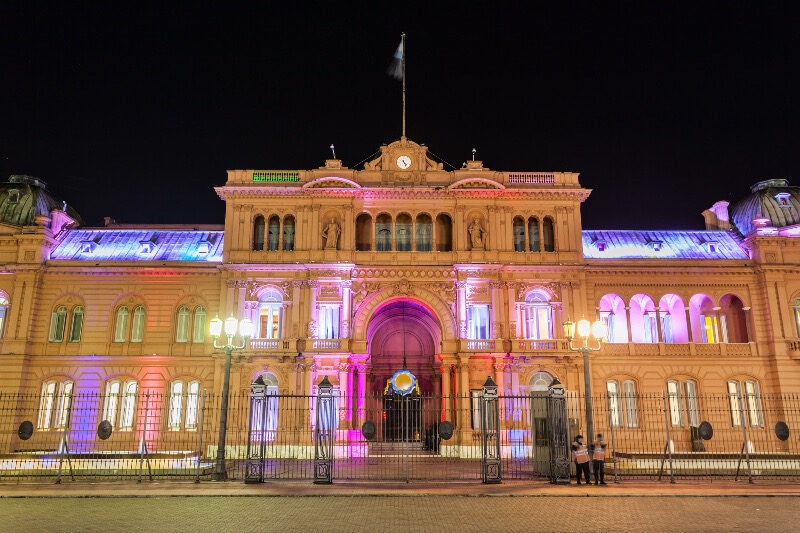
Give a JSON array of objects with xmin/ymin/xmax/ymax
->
[{"xmin": 387, "ymin": 39, "xmax": 404, "ymax": 80}]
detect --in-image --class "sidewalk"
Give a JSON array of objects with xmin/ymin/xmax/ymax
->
[{"xmin": 1, "ymin": 479, "xmax": 799, "ymax": 498}]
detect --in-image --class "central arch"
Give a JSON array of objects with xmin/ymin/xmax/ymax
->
[{"xmin": 367, "ymin": 299, "xmax": 441, "ymax": 394}]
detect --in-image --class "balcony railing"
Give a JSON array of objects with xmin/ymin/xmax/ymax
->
[{"xmin": 247, "ymin": 339, "xmax": 296, "ymax": 352}]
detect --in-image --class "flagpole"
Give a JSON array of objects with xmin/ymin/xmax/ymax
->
[{"xmin": 401, "ymin": 32, "xmax": 406, "ymax": 138}]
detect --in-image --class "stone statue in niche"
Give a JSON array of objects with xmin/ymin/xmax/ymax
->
[
  {"xmin": 321, "ymin": 218, "xmax": 341, "ymax": 250},
  {"xmin": 468, "ymin": 218, "xmax": 486, "ymax": 250}
]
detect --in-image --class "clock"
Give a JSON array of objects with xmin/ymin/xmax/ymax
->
[{"xmin": 396, "ymin": 155, "xmax": 412, "ymax": 169}]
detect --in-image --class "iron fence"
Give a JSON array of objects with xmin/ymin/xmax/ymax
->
[{"xmin": 1, "ymin": 388, "xmax": 799, "ymax": 483}]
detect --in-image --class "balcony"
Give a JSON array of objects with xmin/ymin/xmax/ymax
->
[
  {"xmin": 598, "ymin": 342, "xmax": 757, "ymax": 357},
  {"xmin": 787, "ymin": 339, "xmax": 800, "ymax": 359},
  {"xmin": 511, "ymin": 339, "xmax": 569, "ymax": 354},
  {"xmin": 460, "ymin": 339, "xmax": 500, "ymax": 352},
  {"xmin": 303, "ymin": 338, "xmax": 350, "ymax": 353},
  {"xmin": 247, "ymin": 339, "xmax": 297, "ymax": 353}
]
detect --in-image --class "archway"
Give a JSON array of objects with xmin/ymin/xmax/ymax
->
[{"xmin": 367, "ymin": 299, "xmax": 441, "ymax": 394}]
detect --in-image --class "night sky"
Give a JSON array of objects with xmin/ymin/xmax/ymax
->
[{"xmin": 3, "ymin": 2, "xmax": 800, "ymax": 230}]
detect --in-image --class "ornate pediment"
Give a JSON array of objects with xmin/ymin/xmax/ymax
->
[
  {"xmin": 302, "ymin": 177, "xmax": 361, "ymax": 190},
  {"xmin": 448, "ymin": 177, "xmax": 505, "ymax": 190}
]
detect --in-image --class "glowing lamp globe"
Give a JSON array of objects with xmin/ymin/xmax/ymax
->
[
  {"xmin": 209, "ymin": 316, "xmax": 223, "ymax": 338},
  {"xmin": 224, "ymin": 316, "xmax": 238, "ymax": 336},
  {"xmin": 239, "ymin": 318, "xmax": 254, "ymax": 339},
  {"xmin": 592, "ymin": 321, "xmax": 608, "ymax": 341},
  {"xmin": 577, "ymin": 319, "xmax": 591, "ymax": 338}
]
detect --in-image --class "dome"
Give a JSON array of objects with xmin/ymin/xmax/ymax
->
[
  {"xmin": 0, "ymin": 175, "xmax": 83, "ymax": 227},
  {"xmin": 728, "ymin": 179, "xmax": 800, "ymax": 236}
]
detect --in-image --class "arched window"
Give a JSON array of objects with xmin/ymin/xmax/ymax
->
[
  {"xmin": 396, "ymin": 213, "xmax": 412, "ymax": 251},
  {"xmin": 630, "ymin": 294, "xmax": 657, "ymax": 343},
  {"xmin": 355, "ymin": 213, "xmax": 372, "ymax": 251},
  {"xmin": 283, "ymin": 215, "xmax": 295, "ymax": 251},
  {"xmin": 607, "ymin": 380, "xmax": 638, "ymax": 428},
  {"xmin": 528, "ymin": 217, "xmax": 540, "ymax": 252},
  {"xmin": 513, "ymin": 217, "xmax": 525, "ymax": 252},
  {"xmin": 524, "ymin": 291, "xmax": 553, "ymax": 340},
  {"xmin": 114, "ymin": 306, "xmax": 129, "ymax": 342},
  {"xmin": 0, "ymin": 295, "xmax": 10, "ymax": 340},
  {"xmin": 258, "ymin": 290, "xmax": 283, "ymax": 339},
  {"xmin": 435, "ymin": 214, "xmax": 452, "ymax": 252},
  {"xmin": 251, "ymin": 372, "xmax": 279, "ymax": 440},
  {"xmin": 48, "ymin": 306, "xmax": 68, "ymax": 342},
  {"xmin": 376, "ymin": 214, "xmax": 392, "ymax": 252},
  {"xmin": 416, "ymin": 214, "xmax": 432, "ymax": 252},
  {"xmin": 69, "ymin": 306, "xmax": 84, "ymax": 342},
  {"xmin": 131, "ymin": 306, "xmax": 145, "ymax": 343},
  {"xmin": 192, "ymin": 306, "xmax": 206, "ymax": 343},
  {"xmin": 103, "ymin": 379, "xmax": 138, "ymax": 430},
  {"xmin": 37, "ymin": 379, "xmax": 74, "ymax": 429},
  {"xmin": 529, "ymin": 371, "xmax": 554, "ymax": 391},
  {"xmin": 727, "ymin": 379, "xmax": 763, "ymax": 427},
  {"xmin": 267, "ymin": 216, "xmax": 280, "ymax": 251},
  {"xmin": 720, "ymin": 294, "xmax": 749, "ymax": 343},
  {"xmin": 168, "ymin": 379, "xmax": 202, "ymax": 430},
  {"xmin": 667, "ymin": 379, "xmax": 700, "ymax": 428},
  {"xmin": 599, "ymin": 294, "xmax": 628, "ymax": 343},
  {"xmin": 659, "ymin": 294, "xmax": 688, "ymax": 343},
  {"xmin": 176, "ymin": 306, "xmax": 190, "ymax": 342},
  {"xmin": 252, "ymin": 215, "xmax": 265, "ymax": 251},
  {"xmin": 542, "ymin": 217, "xmax": 555, "ymax": 252}
]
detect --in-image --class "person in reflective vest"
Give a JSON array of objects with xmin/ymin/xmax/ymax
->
[
  {"xmin": 571, "ymin": 434, "xmax": 591, "ymax": 485},
  {"xmin": 591, "ymin": 433, "xmax": 608, "ymax": 485}
]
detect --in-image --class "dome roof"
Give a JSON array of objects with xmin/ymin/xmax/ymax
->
[
  {"xmin": 729, "ymin": 179, "xmax": 800, "ymax": 236},
  {"xmin": 0, "ymin": 175, "xmax": 83, "ymax": 227}
]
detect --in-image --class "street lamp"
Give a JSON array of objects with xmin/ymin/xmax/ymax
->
[
  {"xmin": 210, "ymin": 314, "xmax": 253, "ymax": 480},
  {"xmin": 563, "ymin": 318, "xmax": 607, "ymax": 445}
]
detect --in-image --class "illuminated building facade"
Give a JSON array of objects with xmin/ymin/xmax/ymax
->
[{"xmin": 1, "ymin": 140, "xmax": 799, "ymax": 454}]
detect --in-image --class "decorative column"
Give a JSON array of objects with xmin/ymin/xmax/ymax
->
[
  {"xmin": 356, "ymin": 364, "xmax": 367, "ymax": 425},
  {"xmin": 457, "ymin": 281, "xmax": 468, "ymax": 339},
  {"xmin": 490, "ymin": 281, "xmax": 503, "ymax": 340},
  {"xmin": 655, "ymin": 309, "xmax": 664, "ymax": 342},
  {"xmin": 685, "ymin": 306, "xmax": 694, "ymax": 342},
  {"xmin": 441, "ymin": 363, "xmax": 452, "ymax": 421},
  {"xmin": 343, "ymin": 205, "xmax": 352, "ymax": 251},
  {"xmin": 307, "ymin": 281, "xmax": 318, "ymax": 339},
  {"xmin": 458, "ymin": 359, "xmax": 471, "ymax": 430},
  {"xmin": 742, "ymin": 306, "xmax": 754, "ymax": 342},
  {"xmin": 341, "ymin": 281, "xmax": 352, "ymax": 338},
  {"xmin": 493, "ymin": 361, "xmax": 506, "ymax": 422},
  {"xmin": 311, "ymin": 205, "xmax": 321, "ymax": 250},
  {"xmin": 236, "ymin": 281, "xmax": 248, "ymax": 319},
  {"xmin": 713, "ymin": 306, "xmax": 723, "ymax": 342},
  {"xmin": 339, "ymin": 363, "xmax": 352, "ymax": 429},
  {"xmin": 225, "ymin": 280, "xmax": 236, "ymax": 318},
  {"xmin": 625, "ymin": 306, "xmax": 634, "ymax": 343}
]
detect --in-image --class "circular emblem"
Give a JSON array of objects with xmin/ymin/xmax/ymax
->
[
  {"xmin": 361, "ymin": 420, "xmax": 377, "ymax": 441},
  {"xmin": 439, "ymin": 421, "xmax": 454, "ymax": 440},
  {"xmin": 18, "ymin": 421, "xmax": 34, "ymax": 441},
  {"xmin": 776, "ymin": 421, "xmax": 790, "ymax": 441},
  {"xmin": 390, "ymin": 369, "xmax": 417, "ymax": 396},
  {"xmin": 698, "ymin": 421, "xmax": 714, "ymax": 440},
  {"xmin": 97, "ymin": 420, "xmax": 113, "ymax": 440}
]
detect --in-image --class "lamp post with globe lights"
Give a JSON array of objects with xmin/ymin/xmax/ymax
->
[
  {"xmin": 210, "ymin": 315, "xmax": 253, "ymax": 481},
  {"xmin": 563, "ymin": 318, "xmax": 607, "ymax": 444}
]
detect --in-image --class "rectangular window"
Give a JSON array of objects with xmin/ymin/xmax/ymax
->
[
  {"xmin": 468, "ymin": 305, "xmax": 490, "ymax": 340},
  {"xmin": 192, "ymin": 309, "xmax": 206, "ymax": 343},
  {"xmin": 260, "ymin": 306, "xmax": 282, "ymax": 339},
  {"xmin": 744, "ymin": 381, "xmax": 764, "ymax": 427},
  {"xmin": 643, "ymin": 313, "xmax": 658, "ymax": 343},
  {"xmin": 131, "ymin": 308, "xmax": 145, "ymax": 343},
  {"xmin": 54, "ymin": 382, "xmax": 74, "ymax": 429},
  {"xmin": 684, "ymin": 381, "xmax": 699, "ymax": 427},
  {"xmin": 623, "ymin": 380, "xmax": 638, "ymax": 428},
  {"xmin": 667, "ymin": 381, "xmax": 684, "ymax": 427},
  {"xmin": 607, "ymin": 381, "xmax": 622, "ymax": 427},
  {"xmin": 661, "ymin": 313, "xmax": 673, "ymax": 343},
  {"xmin": 318, "ymin": 305, "xmax": 340, "ymax": 339},
  {"xmin": 185, "ymin": 382, "xmax": 200, "ymax": 429},
  {"xmin": 728, "ymin": 381, "xmax": 743, "ymax": 427},
  {"xmin": 69, "ymin": 308, "xmax": 83, "ymax": 342},
  {"xmin": 470, "ymin": 390, "xmax": 482, "ymax": 429},
  {"xmin": 600, "ymin": 312, "xmax": 616, "ymax": 343},
  {"xmin": 701, "ymin": 315, "xmax": 718, "ymax": 344}
]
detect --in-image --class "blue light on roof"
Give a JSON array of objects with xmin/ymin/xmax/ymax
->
[{"xmin": 50, "ymin": 230, "xmax": 224, "ymax": 262}]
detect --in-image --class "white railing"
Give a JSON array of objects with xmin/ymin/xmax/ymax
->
[
  {"xmin": 249, "ymin": 339, "xmax": 280, "ymax": 350},
  {"xmin": 312, "ymin": 339, "xmax": 342, "ymax": 350},
  {"xmin": 465, "ymin": 340, "xmax": 496, "ymax": 351},
  {"xmin": 507, "ymin": 172, "xmax": 555, "ymax": 184}
]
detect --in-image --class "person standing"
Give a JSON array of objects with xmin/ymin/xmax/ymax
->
[
  {"xmin": 571, "ymin": 434, "xmax": 591, "ymax": 485},
  {"xmin": 591, "ymin": 433, "xmax": 608, "ymax": 485}
]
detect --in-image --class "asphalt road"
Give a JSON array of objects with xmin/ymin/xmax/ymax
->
[{"xmin": 1, "ymin": 495, "xmax": 797, "ymax": 533}]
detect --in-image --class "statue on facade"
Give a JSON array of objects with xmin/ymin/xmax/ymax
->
[
  {"xmin": 468, "ymin": 218, "xmax": 486, "ymax": 250},
  {"xmin": 321, "ymin": 218, "xmax": 340, "ymax": 250}
]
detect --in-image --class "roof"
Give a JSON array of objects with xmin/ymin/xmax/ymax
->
[
  {"xmin": 582, "ymin": 230, "xmax": 748, "ymax": 260},
  {"xmin": 0, "ymin": 175, "xmax": 83, "ymax": 227},
  {"xmin": 728, "ymin": 179, "xmax": 800, "ymax": 236},
  {"xmin": 50, "ymin": 229, "xmax": 223, "ymax": 262}
]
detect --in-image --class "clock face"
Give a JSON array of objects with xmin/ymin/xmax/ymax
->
[{"xmin": 396, "ymin": 155, "xmax": 412, "ymax": 169}]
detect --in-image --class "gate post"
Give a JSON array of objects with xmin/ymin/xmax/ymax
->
[
  {"xmin": 547, "ymin": 378, "xmax": 571, "ymax": 484},
  {"xmin": 314, "ymin": 376, "xmax": 335, "ymax": 484},
  {"xmin": 481, "ymin": 376, "xmax": 502, "ymax": 484},
  {"xmin": 245, "ymin": 376, "xmax": 268, "ymax": 484}
]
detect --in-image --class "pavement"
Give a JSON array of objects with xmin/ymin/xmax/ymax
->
[{"xmin": 1, "ymin": 478, "xmax": 799, "ymax": 498}]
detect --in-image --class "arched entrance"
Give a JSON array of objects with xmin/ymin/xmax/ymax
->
[
  {"xmin": 366, "ymin": 300, "xmax": 440, "ymax": 442},
  {"xmin": 366, "ymin": 299, "xmax": 440, "ymax": 393}
]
